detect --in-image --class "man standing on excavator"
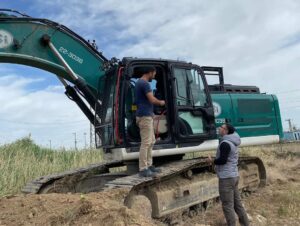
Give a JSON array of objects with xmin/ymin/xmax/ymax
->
[
  {"xmin": 135, "ymin": 66, "xmax": 165, "ymax": 177},
  {"xmin": 207, "ymin": 123, "xmax": 249, "ymax": 226}
]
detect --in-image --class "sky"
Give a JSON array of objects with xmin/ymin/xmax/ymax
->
[{"xmin": 1, "ymin": 0, "xmax": 300, "ymax": 148}]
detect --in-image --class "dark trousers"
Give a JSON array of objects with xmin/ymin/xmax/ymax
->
[{"xmin": 219, "ymin": 177, "xmax": 249, "ymax": 226}]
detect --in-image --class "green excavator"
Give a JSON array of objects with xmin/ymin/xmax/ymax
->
[{"xmin": 0, "ymin": 9, "xmax": 283, "ymax": 219}]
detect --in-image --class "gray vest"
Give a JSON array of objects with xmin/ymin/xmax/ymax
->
[{"xmin": 215, "ymin": 133, "xmax": 240, "ymax": 179}]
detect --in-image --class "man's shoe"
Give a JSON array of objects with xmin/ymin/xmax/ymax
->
[
  {"xmin": 149, "ymin": 165, "xmax": 162, "ymax": 173},
  {"xmin": 139, "ymin": 168, "xmax": 157, "ymax": 177}
]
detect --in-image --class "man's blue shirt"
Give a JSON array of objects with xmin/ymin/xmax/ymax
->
[{"xmin": 135, "ymin": 79, "xmax": 153, "ymax": 116}]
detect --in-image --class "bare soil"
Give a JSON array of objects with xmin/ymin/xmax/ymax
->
[
  {"xmin": 0, "ymin": 145, "xmax": 299, "ymax": 226},
  {"xmin": 0, "ymin": 188, "xmax": 159, "ymax": 226}
]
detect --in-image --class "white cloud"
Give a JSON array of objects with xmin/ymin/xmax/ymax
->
[{"xmin": 0, "ymin": 72, "xmax": 90, "ymax": 148}]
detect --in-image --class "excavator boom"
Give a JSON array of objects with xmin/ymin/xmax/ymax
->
[
  {"xmin": 0, "ymin": 9, "xmax": 107, "ymax": 90},
  {"xmin": 0, "ymin": 9, "xmax": 113, "ymax": 126}
]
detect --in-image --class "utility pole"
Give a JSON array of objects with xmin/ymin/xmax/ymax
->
[
  {"xmin": 49, "ymin": 139, "xmax": 52, "ymax": 150},
  {"xmin": 84, "ymin": 132, "xmax": 87, "ymax": 149},
  {"xmin": 73, "ymin": 132, "xmax": 77, "ymax": 150},
  {"xmin": 285, "ymin": 119, "xmax": 293, "ymax": 132},
  {"xmin": 89, "ymin": 106, "xmax": 92, "ymax": 149}
]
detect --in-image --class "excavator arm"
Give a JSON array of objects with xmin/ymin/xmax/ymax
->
[{"xmin": 0, "ymin": 9, "xmax": 112, "ymax": 126}]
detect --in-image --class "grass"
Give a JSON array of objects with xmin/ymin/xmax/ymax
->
[
  {"xmin": 0, "ymin": 137, "xmax": 104, "ymax": 197},
  {"xmin": 275, "ymin": 188, "xmax": 300, "ymax": 218}
]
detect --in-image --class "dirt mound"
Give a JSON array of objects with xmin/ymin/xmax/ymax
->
[{"xmin": 0, "ymin": 189, "xmax": 157, "ymax": 226}]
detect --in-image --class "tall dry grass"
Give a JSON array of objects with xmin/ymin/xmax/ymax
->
[{"xmin": 0, "ymin": 137, "xmax": 104, "ymax": 197}]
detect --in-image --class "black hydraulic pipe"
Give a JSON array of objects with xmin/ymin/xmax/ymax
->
[
  {"xmin": 65, "ymin": 85, "xmax": 96, "ymax": 125},
  {"xmin": 73, "ymin": 77, "xmax": 102, "ymax": 111}
]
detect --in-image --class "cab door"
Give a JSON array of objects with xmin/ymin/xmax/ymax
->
[{"xmin": 170, "ymin": 63, "xmax": 216, "ymax": 143}]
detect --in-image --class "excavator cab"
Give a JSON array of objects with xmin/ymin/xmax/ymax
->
[{"xmin": 95, "ymin": 58, "xmax": 217, "ymax": 153}]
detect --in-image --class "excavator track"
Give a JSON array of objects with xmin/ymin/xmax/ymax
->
[
  {"xmin": 22, "ymin": 160, "xmax": 125, "ymax": 194},
  {"xmin": 113, "ymin": 156, "xmax": 265, "ymax": 218},
  {"xmin": 22, "ymin": 156, "xmax": 266, "ymax": 219}
]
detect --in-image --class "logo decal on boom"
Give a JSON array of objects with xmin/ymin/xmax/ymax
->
[
  {"xmin": 0, "ymin": 30, "xmax": 13, "ymax": 49},
  {"xmin": 213, "ymin": 102, "xmax": 222, "ymax": 117}
]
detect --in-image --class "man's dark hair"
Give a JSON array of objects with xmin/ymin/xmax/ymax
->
[
  {"xmin": 137, "ymin": 66, "xmax": 156, "ymax": 75},
  {"xmin": 225, "ymin": 123, "xmax": 235, "ymax": 134}
]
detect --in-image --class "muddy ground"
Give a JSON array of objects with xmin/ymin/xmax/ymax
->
[{"xmin": 0, "ymin": 144, "xmax": 299, "ymax": 226}]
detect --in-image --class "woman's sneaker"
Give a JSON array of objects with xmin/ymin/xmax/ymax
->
[
  {"xmin": 139, "ymin": 168, "xmax": 157, "ymax": 177},
  {"xmin": 149, "ymin": 165, "xmax": 161, "ymax": 173}
]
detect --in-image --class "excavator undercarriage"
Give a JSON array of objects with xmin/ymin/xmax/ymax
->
[{"xmin": 22, "ymin": 156, "xmax": 266, "ymax": 218}]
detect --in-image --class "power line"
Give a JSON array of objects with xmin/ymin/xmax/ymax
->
[
  {"xmin": 281, "ymin": 105, "xmax": 300, "ymax": 110},
  {"xmin": 279, "ymin": 99, "xmax": 300, "ymax": 103},
  {"xmin": 0, "ymin": 118, "xmax": 88, "ymax": 125},
  {"xmin": 276, "ymin": 89, "xmax": 300, "ymax": 94},
  {"xmin": 278, "ymin": 95, "xmax": 300, "ymax": 101},
  {"xmin": 280, "ymin": 103, "xmax": 300, "ymax": 107}
]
